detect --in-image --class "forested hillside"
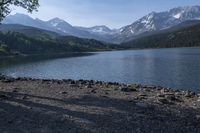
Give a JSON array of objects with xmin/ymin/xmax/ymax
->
[{"xmin": 0, "ymin": 31, "xmax": 116, "ymax": 56}]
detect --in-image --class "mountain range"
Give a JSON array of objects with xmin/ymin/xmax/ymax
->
[{"xmin": 2, "ymin": 5, "xmax": 200, "ymax": 43}]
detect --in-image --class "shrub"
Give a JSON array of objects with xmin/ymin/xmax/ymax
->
[{"xmin": 0, "ymin": 43, "xmax": 10, "ymax": 55}]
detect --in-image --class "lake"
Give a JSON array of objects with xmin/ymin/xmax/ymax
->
[{"xmin": 0, "ymin": 48, "xmax": 200, "ymax": 92}]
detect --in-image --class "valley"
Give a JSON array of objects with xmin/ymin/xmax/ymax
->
[{"xmin": 1, "ymin": 2, "xmax": 200, "ymax": 132}]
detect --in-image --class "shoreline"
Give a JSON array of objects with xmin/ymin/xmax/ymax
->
[
  {"xmin": 1, "ymin": 46, "xmax": 200, "ymax": 59},
  {"xmin": 0, "ymin": 75, "xmax": 200, "ymax": 132}
]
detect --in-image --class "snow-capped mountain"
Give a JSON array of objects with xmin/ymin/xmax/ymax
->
[
  {"xmin": 2, "ymin": 14, "xmax": 115, "ymax": 42},
  {"xmin": 3, "ymin": 6, "xmax": 200, "ymax": 43},
  {"xmin": 120, "ymin": 6, "xmax": 200, "ymax": 39},
  {"xmin": 76, "ymin": 25, "xmax": 118, "ymax": 35},
  {"xmin": 3, "ymin": 13, "xmax": 49, "ymax": 30},
  {"xmin": 46, "ymin": 18, "xmax": 79, "ymax": 35}
]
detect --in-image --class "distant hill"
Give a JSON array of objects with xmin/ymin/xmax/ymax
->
[
  {"xmin": 0, "ymin": 24, "xmax": 60, "ymax": 40},
  {"xmin": 0, "ymin": 31, "xmax": 116, "ymax": 57},
  {"xmin": 122, "ymin": 21, "xmax": 200, "ymax": 49}
]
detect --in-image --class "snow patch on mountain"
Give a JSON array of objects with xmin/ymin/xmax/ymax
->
[
  {"xmin": 173, "ymin": 13, "xmax": 182, "ymax": 19},
  {"xmin": 119, "ymin": 6, "xmax": 200, "ymax": 39}
]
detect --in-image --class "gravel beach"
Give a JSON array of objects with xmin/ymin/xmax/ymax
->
[{"xmin": 0, "ymin": 75, "xmax": 200, "ymax": 133}]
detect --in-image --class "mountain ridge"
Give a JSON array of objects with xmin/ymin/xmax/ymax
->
[{"xmin": 3, "ymin": 5, "xmax": 200, "ymax": 43}]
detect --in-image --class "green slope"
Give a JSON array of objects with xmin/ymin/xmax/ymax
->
[
  {"xmin": 0, "ymin": 24, "xmax": 60, "ymax": 41},
  {"xmin": 0, "ymin": 31, "xmax": 117, "ymax": 57}
]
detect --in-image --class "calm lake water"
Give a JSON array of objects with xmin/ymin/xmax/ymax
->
[{"xmin": 0, "ymin": 48, "xmax": 200, "ymax": 91}]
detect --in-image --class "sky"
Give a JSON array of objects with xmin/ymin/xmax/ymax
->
[{"xmin": 10, "ymin": 0, "xmax": 200, "ymax": 29}]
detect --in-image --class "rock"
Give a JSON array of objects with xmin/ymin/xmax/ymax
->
[
  {"xmin": 7, "ymin": 120, "xmax": 13, "ymax": 124},
  {"xmin": 70, "ymin": 80, "xmax": 76, "ymax": 84},
  {"xmin": 135, "ymin": 84, "xmax": 141, "ymax": 88},
  {"xmin": 114, "ymin": 88, "xmax": 118, "ymax": 91},
  {"xmin": 12, "ymin": 88, "xmax": 19, "ymax": 93},
  {"xmin": 0, "ymin": 94, "xmax": 9, "ymax": 100},
  {"xmin": 157, "ymin": 94, "xmax": 165, "ymax": 97},
  {"xmin": 2, "ymin": 78, "xmax": 15, "ymax": 83},
  {"xmin": 156, "ymin": 86, "xmax": 163, "ymax": 90},
  {"xmin": 57, "ymin": 81, "xmax": 62, "ymax": 84},
  {"xmin": 121, "ymin": 87, "xmax": 137, "ymax": 92},
  {"xmin": 86, "ymin": 84, "xmax": 92, "ymax": 88},
  {"xmin": 136, "ymin": 102, "xmax": 148, "ymax": 108},
  {"xmin": 107, "ymin": 82, "xmax": 114, "ymax": 85},
  {"xmin": 185, "ymin": 91, "xmax": 195, "ymax": 98},
  {"xmin": 196, "ymin": 115, "xmax": 200, "ymax": 120},
  {"xmin": 139, "ymin": 94, "xmax": 147, "ymax": 97},
  {"xmin": 91, "ymin": 89, "xmax": 97, "ymax": 93},
  {"xmin": 145, "ymin": 85, "xmax": 157, "ymax": 89},
  {"xmin": 161, "ymin": 88, "xmax": 170, "ymax": 93},
  {"xmin": 143, "ymin": 88, "xmax": 151, "ymax": 92},
  {"xmin": 165, "ymin": 94, "xmax": 181, "ymax": 102},
  {"xmin": 121, "ymin": 87, "xmax": 129, "ymax": 92},
  {"xmin": 105, "ymin": 92, "xmax": 109, "ymax": 95},
  {"xmin": 22, "ymin": 96, "xmax": 27, "ymax": 100},
  {"xmin": 12, "ymin": 90, "xmax": 18, "ymax": 93},
  {"xmin": 60, "ymin": 91, "xmax": 68, "ymax": 95},
  {"xmin": 158, "ymin": 98, "xmax": 171, "ymax": 104},
  {"xmin": 70, "ymin": 84, "xmax": 77, "ymax": 87},
  {"xmin": 135, "ymin": 96, "xmax": 146, "ymax": 100}
]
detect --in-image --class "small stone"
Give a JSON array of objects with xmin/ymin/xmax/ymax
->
[
  {"xmin": 60, "ymin": 91, "xmax": 68, "ymax": 94},
  {"xmin": 161, "ymin": 88, "xmax": 170, "ymax": 93},
  {"xmin": 12, "ymin": 88, "xmax": 19, "ymax": 93},
  {"xmin": 157, "ymin": 94, "xmax": 165, "ymax": 97},
  {"xmin": 70, "ymin": 84, "xmax": 77, "ymax": 87},
  {"xmin": 70, "ymin": 81, "xmax": 76, "ymax": 84},
  {"xmin": 121, "ymin": 87, "xmax": 137, "ymax": 92},
  {"xmin": 139, "ymin": 94, "xmax": 147, "ymax": 97},
  {"xmin": 86, "ymin": 84, "xmax": 92, "ymax": 88},
  {"xmin": 121, "ymin": 87, "xmax": 129, "ymax": 92},
  {"xmin": 105, "ymin": 92, "xmax": 109, "ymax": 95},
  {"xmin": 158, "ymin": 98, "xmax": 171, "ymax": 104},
  {"xmin": 2, "ymin": 78, "xmax": 15, "ymax": 83},
  {"xmin": 7, "ymin": 120, "xmax": 13, "ymax": 124},
  {"xmin": 128, "ymin": 100, "xmax": 134, "ymax": 103},
  {"xmin": 91, "ymin": 89, "xmax": 97, "ymax": 93},
  {"xmin": 22, "ymin": 96, "xmax": 27, "ymax": 100},
  {"xmin": 0, "ymin": 94, "xmax": 9, "ymax": 100},
  {"xmin": 144, "ymin": 88, "xmax": 151, "ymax": 92},
  {"xmin": 165, "ymin": 95, "xmax": 180, "ymax": 102},
  {"xmin": 12, "ymin": 90, "xmax": 18, "ymax": 93},
  {"xmin": 114, "ymin": 88, "xmax": 118, "ymax": 91},
  {"xmin": 136, "ymin": 102, "xmax": 148, "ymax": 108},
  {"xmin": 196, "ymin": 115, "xmax": 200, "ymax": 120},
  {"xmin": 185, "ymin": 91, "xmax": 195, "ymax": 98}
]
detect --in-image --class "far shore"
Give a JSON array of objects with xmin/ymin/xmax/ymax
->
[
  {"xmin": 0, "ymin": 75, "xmax": 200, "ymax": 132},
  {"xmin": 1, "ymin": 46, "xmax": 200, "ymax": 59}
]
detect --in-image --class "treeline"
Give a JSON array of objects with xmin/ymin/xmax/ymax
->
[
  {"xmin": 0, "ymin": 31, "xmax": 117, "ymax": 56},
  {"xmin": 122, "ymin": 23, "xmax": 200, "ymax": 49}
]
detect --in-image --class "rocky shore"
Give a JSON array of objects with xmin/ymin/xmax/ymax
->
[{"xmin": 0, "ymin": 75, "xmax": 200, "ymax": 133}]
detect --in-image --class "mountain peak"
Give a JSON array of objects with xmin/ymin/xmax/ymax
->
[
  {"xmin": 9, "ymin": 13, "xmax": 33, "ymax": 19},
  {"xmin": 120, "ymin": 5, "xmax": 200, "ymax": 38},
  {"xmin": 48, "ymin": 17, "xmax": 65, "ymax": 22},
  {"xmin": 47, "ymin": 17, "xmax": 72, "ymax": 28}
]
